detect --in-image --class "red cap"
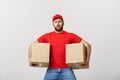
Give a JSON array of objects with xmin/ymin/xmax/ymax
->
[{"xmin": 52, "ymin": 14, "xmax": 63, "ymax": 21}]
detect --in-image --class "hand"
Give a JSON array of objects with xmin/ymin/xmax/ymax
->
[
  {"xmin": 81, "ymin": 60, "xmax": 89, "ymax": 67},
  {"xmin": 30, "ymin": 63, "xmax": 39, "ymax": 67},
  {"xmin": 29, "ymin": 60, "xmax": 32, "ymax": 66}
]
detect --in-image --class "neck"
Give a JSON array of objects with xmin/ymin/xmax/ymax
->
[{"xmin": 55, "ymin": 30, "xmax": 63, "ymax": 33}]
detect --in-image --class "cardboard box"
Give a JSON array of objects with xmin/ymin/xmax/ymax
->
[
  {"xmin": 29, "ymin": 42, "xmax": 89, "ymax": 69},
  {"xmin": 30, "ymin": 43, "xmax": 50, "ymax": 67},
  {"xmin": 66, "ymin": 42, "xmax": 89, "ymax": 69}
]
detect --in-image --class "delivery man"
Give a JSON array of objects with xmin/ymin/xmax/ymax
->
[{"xmin": 28, "ymin": 14, "xmax": 91, "ymax": 80}]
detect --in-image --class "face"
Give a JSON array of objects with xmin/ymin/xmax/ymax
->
[{"xmin": 53, "ymin": 18, "xmax": 64, "ymax": 32}]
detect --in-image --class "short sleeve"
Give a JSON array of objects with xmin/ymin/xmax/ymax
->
[
  {"xmin": 37, "ymin": 33, "xmax": 49, "ymax": 43},
  {"xmin": 71, "ymin": 33, "xmax": 83, "ymax": 43}
]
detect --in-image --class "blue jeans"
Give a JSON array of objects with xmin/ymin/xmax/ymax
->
[{"xmin": 44, "ymin": 68, "xmax": 76, "ymax": 80}]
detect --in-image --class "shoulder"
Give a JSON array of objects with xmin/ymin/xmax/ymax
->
[
  {"xmin": 63, "ymin": 31, "xmax": 73, "ymax": 35},
  {"xmin": 66, "ymin": 31, "xmax": 78, "ymax": 36},
  {"xmin": 68, "ymin": 31, "xmax": 83, "ymax": 39},
  {"xmin": 63, "ymin": 31, "xmax": 79, "ymax": 37}
]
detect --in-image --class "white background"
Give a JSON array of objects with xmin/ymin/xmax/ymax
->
[{"xmin": 0, "ymin": 0, "xmax": 120, "ymax": 80}]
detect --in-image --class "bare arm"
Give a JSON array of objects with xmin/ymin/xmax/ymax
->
[
  {"xmin": 28, "ymin": 40, "xmax": 39, "ymax": 66},
  {"xmin": 82, "ymin": 40, "xmax": 91, "ymax": 65},
  {"xmin": 28, "ymin": 43, "xmax": 32, "ymax": 66}
]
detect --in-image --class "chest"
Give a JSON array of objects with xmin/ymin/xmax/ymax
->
[{"xmin": 48, "ymin": 34, "xmax": 71, "ymax": 46}]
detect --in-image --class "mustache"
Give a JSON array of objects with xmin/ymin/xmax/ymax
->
[{"xmin": 56, "ymin": 25, "xmax": 61, "ymax": 27}]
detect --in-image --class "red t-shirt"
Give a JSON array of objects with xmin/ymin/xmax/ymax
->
[{"xmin": 37, "ymin": 31, "xmax": 82, "ymax": 68}]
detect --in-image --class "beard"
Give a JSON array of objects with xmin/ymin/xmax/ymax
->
[{"xmin": 54, "ymin": 26, "xmax": 63, "ymax": 32}]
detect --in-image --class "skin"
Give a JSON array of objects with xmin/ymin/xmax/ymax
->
[
  {"xmin": 28, "ymin": 18, "xmax": 91, "ymax": 67},
  {"xmin": 28, "ymin": 44, "xmax": 32, "ymax": 66},
  {"xmin": 52, "ymin": 18, "xmax": 91, "ymax": 66},
  {"xmin": 52, "ymin": 18, "xmax": 64, "ymax": 33},
  {"xmin": 81, "ymin": 40, "xmax": 91, "ymax": 66}
]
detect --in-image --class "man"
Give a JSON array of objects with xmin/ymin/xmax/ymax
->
[{"xmin": 28, "ymin": 14, "xmax": 91, "ymax": 80}]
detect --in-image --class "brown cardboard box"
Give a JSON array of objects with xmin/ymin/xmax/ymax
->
[
  {"xmin": 30, "ymin": 43, "xmax": 50, "ymax": 67},
  {"xmin": 66, "ymin": 42, "xmax": 89, "ymax": 69},
  {"xmin": 29, "ymin": 42, "xmax": 89, "ymax": 69}
]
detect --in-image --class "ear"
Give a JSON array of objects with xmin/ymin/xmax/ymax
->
[{"xmin": 62, "ymin": 21, "xmax": 64, "ymax": 26}]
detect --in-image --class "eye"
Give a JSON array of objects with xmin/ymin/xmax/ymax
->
[{"xmin": 55, "ymin": 21, "xmax": 58, "ymax": 23}]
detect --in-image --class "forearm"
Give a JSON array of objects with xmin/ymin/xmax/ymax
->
[
  {"xmin": 28, "ymin": 44, "xmax": 32, "ymax": 59},
  {"xmin": 82, "ymin": 40, "xmax": 91, "ymax": 62},
  {"xmin": 28, "ymin": 41, "xmax": 39, "ymax": 66},
  {"xmin": 86, "ymin": 43, "xmax": 91, "ymax": 62},
  {"xmin": 28, "ymin": 44, "xmax": 32, "ymax": 66}
]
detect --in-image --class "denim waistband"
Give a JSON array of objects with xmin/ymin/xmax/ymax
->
[{"xmin": 47, "ymin": 67, "xmax": 71, "ymax": 72}]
